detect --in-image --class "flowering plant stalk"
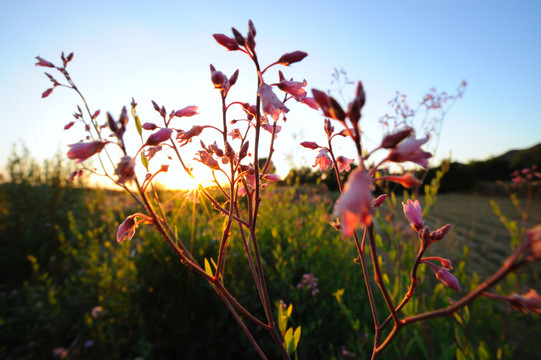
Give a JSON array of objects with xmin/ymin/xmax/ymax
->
[{"xmin": 37, "ymin": 20, "xmax": 540, "ymax": 359}]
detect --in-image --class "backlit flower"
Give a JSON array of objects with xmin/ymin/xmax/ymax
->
[
  {"xmin": 427, "ymin": 263, "xmax": 461, "ymax": 292},
  {"xmin": 115, "ymin": 156, "xmax": 135, "ymax": 184},
  {"xmin": 508, "ymin": 289, "xmax": 541, "ymax": 314},
  {"xmin": 145, "ymin": 128, "xmax": 173, "ymax": 146},
  {"xmin": 402, "ymin": 199, "xmax": 424, "ymax": 232},
  {"xmin": 67, "ymin": 141, "xmax": 107, "ymax": 162},
  {"xmin": 259, "ymin": 83, "xmax": 287, "ymax": 121},
  {"xmin": 313, "ymin": 148, "xmax": 333, "ymax": 171},
  {"xmin": 174, "ymin": 105, "xmax": 198, "ymax": 118},
  {"xmin": 336, "ymin": 156, "xmax": 354, "ymax": 172},
  {"xmin": 35, "ymin": 56, "xmax": 55, "ymax": 68},
  {"xmin": 117, "ymin": 215, "xmax": 137, "ymax": 243},
  {"xmin": 387, "ymin": 135, "xmax": 432, "ymax": 168},
  {"xmin": 276, "ymin": 79, "xmax": 307, "ymax": 100},
  {"xmin": 333, "ymin": 168, "xmax": 374, "ymax": 236},
  {"xmin": 526, "ymin": 224, "xmax": 541, "ymax": 260}
]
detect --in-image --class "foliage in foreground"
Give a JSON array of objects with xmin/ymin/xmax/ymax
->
[{"xmin": 1, "ymin": 151, "xmax": 540, "ymax": 359}]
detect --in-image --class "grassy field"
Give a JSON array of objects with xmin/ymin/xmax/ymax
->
[{"xmin": 422, "ymin": 192, "xmax": 541, "ymax": 281}]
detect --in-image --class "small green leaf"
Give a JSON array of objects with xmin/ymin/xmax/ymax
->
[
  {"xmin": 463, "ymin": 306, "xmax": 470, "ymax": 325},
  {"xmin": 477, "ymin": 341, "xmax": 490, "ymax": 360},
  {"xmin": 453, "ymin": 311, "xmax": 464, "ymax": 326},
  {"xmin": 293, "ymin": 326, "xmax": 301, "ymax": 350},
  {"xmin": 131, "ymin": 106, "xmax": 143, "ymax": 139},
  {"xmin": 278, "ymin": 306, "xmax": 287, "ymax": 335},
  {"xmin": 284, "ymin": 327, "xmax": 294, "ymax": 354},
  {"xmin": 287, "ymin": 303, "xmax": 293, "ymax": 317},
  {"xmin": 204, "ymin": 258, "xmax": 213, "ymax": 277},
  {"xmin": 141, "ymin": 153, "xmax": 149, "ymax": 170}
]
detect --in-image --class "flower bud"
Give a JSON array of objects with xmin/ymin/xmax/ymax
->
[
  {"xmin": 174, "ymin": 105, "xmax": 198, "ymax": 118},
  {"xmin": 373, "ymin": 194, "xmax": 387, "ymax": 208},
  {"xmin": 324, "ymin": 118, "xmax": 334, "ymax": 137},
  {"xmin": 67, "ymin": 141, "xmax": 108, "ymax": 162},
  {"xmin": 212, "ymin": 34, "xmax": 239, "ymax": 51},
  {"xmin": 277, "ymin": 51, "xmax": 308, "ymax": 66},
  {"xmin": 231, "ymin": 27, "xmax": 245, "ymax": 46},
  {"xmin": 145, "ymin": 128, "xmax": 173, "ymax": 146},
  {"xmin": 142, "ymin": 122, "xmax": 157, "ymax": 131},
  {"xmin": 115, "ymin": 156, "xmax": 136, "ymax": 184},
  {"xmin": 35, "ymin": 56, "xmax": 55, "ymax": 68},
  {"xmin": 300, "ymin": 141, "xmax": 320, "ymax": 149},
  {"xmin": 239, "ymin": 141, "xmax": 250, "ymax": 160}
]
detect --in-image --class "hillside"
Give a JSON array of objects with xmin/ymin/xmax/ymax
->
[{"xmin": 431, "ymin": 142, "xmax": 541, "ymax": 193}]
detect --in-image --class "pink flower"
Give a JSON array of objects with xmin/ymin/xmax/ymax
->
[
  {"xmin": 42, "ymin": 88, "xmax": 54, "ymax": 98},
  {"xmin": 426, "ymin": 262, "xmax": 461, "ymax": 292},
  {"xmin": 277, "ymin": 51, "xmax": 308, "ymax": 66},
  {"xmin": 185, "ymin": 188, "xmax": 200, "ymax": 203},
  {"xmin": 508, "ymin": 289, "xmax": 541, "ymax": 314},
  {"xmin": 300, "ymin": 141, "xmax": 320, "ymax": 149},
  {"xmin": 67, "ymin": 141, "xmax": 107, "ymax": 162},
  {"xmin": 53, "ymin": 347, "xmax": 68, "ymax": 359},
  {"xmin": 145, "ymin": 127, "xmax": 173, "ymax": 146},
  {"xmin": 380, "ymin": 128, "xmax": 413, "ymax": 149},
  {"xmin": 373, "ymin": 194, "xmax": 387, "ymax": 208},
  {"xmin": 301, "ymin": 97, "xmax": 319, "ymax": 110},
  {"xmin": 211, "ymin": 68, "xmax": 228, "ymax": 89},
  {"xmin": 115, "ymin": 156, "xmax": 135, "ymax": 184},
  {"xmin": 259, "ymin": 83, "xmax": 288, "ymax": 121},
  {"xmin": 174, "ymin": 105, "xmax": 198, "ymax": 118},
  {"xmin": 380, "ymin": 172, "xmax": 422, "ymax": 188},
  {"xmin": 117, "ymin": 215, "xmax": 137, "ymax": 243},
  {"xmin": 177, "ymin": 125, "xmax": 204, "ymax": 142},
  {"xmin": 212, "ymin": 34, "xmax": 240, "ymax": 51},
  {"xmin": 402, "ymin": 199, "xmax": 424, "ymax": 232},
  {"xmin": 91, "ymin": 306, "xmax": 103, "ymax": 319},
  {"xmin": 313, "ymin": 148, "xmax": 333, "ymax": 171},
  {"xmin": 35, "ymin": 56, "xmax": 55, "ymax": 68},
  {"xmin": 261, "ymin": 122, "xmax": 281, "ymax": 139},
  {"xmin": 296, "ymin": 273, "xmax": 319, "ymax": 296},
  {"xmin": 262, "ymin": 174, "xmax": 280, "ymax": 182},
  {"xmin": 526, "ymin": 224, "xmax": 541, "ymax": 260},
  {"xmin": 194, "ymin": 150, "xmax": 220, "ymax": 170},
  {"xmin": 276, "ymin": 80, "xmax": 307, "ymax": 100},
  {"xmin": 387, "ymin": 135, "xmax": 432, "ymax": 168},
  {"xmin": 228, "ymin": 128, "xmax": 242, "ymax": 140},
  {"xmin": 336, "ymin": 156, "xmax": 354, "ymax": 172},
  {"xmin": 68, "ymin": 169, "xmax": 83, "ymax": 182},
  {"xmin": 142, "ymin": 122, "xmax": 157, "ymax": 130},
  {"xmin": 333, "ymin": 168, "xmax": 374, "ymax": 236}
]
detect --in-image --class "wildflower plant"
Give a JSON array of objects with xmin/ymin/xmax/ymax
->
[{"xmin": 37, "ymin": 20, "xmax": 540, "ymax": 359}]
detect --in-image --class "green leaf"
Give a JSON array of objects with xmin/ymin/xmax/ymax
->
[
  {"xmin": 477, "ymin": 341, "xmax": 490, "ymax": 360},
  {"xmin": 278, "ymin": 306, "xmax": 287, "ymax": 335},
  {"xmin": 284, "ymin": 327, "xmax": 294, "ymax": 354},
  {"xmin": 131, "ymin": 105, "xmax": 143, "ymax": 139},
  {"xmin": 463, "ymin": 306, "xmax": 470, "ymax": 325},
  {"xmin": 453, "ymin": 311, "xmax": 464, "ymax": 326},
  {"xmin": 293, "ymin": 326, "xmax": 301, "ymax": 351},
  {"xmin": 141, "ymin": 152, "xmax": 149, "ymax": 170},
  {"xmin": 204, "ymin": 258, "xmax": 213, "ymax": 277},
  {"xmin": 287, "ymin": 303, "xmax": 293, "ymax": 317}
]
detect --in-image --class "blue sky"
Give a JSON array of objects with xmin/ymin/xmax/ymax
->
[{"xmin": 1, "ymin": 0, "xmax": 540, "ymax": 186}]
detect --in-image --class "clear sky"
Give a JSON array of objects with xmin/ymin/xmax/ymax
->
[{"xmin": 1, "ymin": 0, "xmax": 540, "ymax": 187}]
